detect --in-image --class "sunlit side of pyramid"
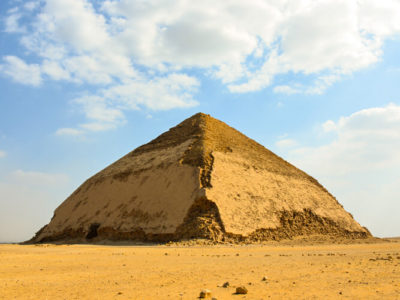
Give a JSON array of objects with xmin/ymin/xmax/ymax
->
[{"xmin": 30, "ymin": 113, "xmax": 370, "ymax": 243}]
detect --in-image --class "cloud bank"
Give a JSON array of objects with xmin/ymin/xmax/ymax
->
[
  {"xmin": 1, "ymin": 0, "xmax": 400, "ymax": 132},
  {"xmin": 279, "ymin": 103, "xmax": 400, "ymax": 237}
]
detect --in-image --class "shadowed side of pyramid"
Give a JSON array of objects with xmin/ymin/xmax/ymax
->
[{"xmin": 29, "ymin": 113, "xmax": 371, "ymax": 244}]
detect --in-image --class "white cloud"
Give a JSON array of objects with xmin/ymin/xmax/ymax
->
[
  {"xmin": 282, "ymin": 103, "xmax": 400, "ymax": 237},
  {"xmin": 101, "ymin": 73, "xmax": 200, "ymax": 111},
  {"xmin": 41, "ymin": 60, "xmax": 70, "ymax": 80},
  {"xmin": 3, "ymin": 0, "xmax": 400, "ymax": 131},
  {"xmin": 278, "ymin": 1, "xmax": 381, "ymax": 74},
  {"xmin": 79, "ymin": 122, "xmax": 118, "ymax": 132},
  {"xmin": 24, "ymin": 1, "xmax": 40, "ymax": 11},
  {"xmin": 0, "ymin": 150, "xmax": 6, "ymax": 158},
  {"xmin": 275, "ymin": 138, "xmax": 297, "ymax": 148},
  {"xmin": 56, "ymin": 73, "xmax": 199, "ymax": 134},
  {"xmin": 289, "ymin": 103, "xmax": 400, "ymax": 174},
  {"xmin": 0, "ymin": 56, "xmax": 42, "ymax": 86},
  {"xmin": 274, "ymin": 74, "xmax": 342, "ymax": 95},
  {"xmin": 55, "ymin": 128, "xmax": 84, "ymax": 136},
  {"xmin": 322, "ymin": 120, "xmax": 337, "ymax": 132},
  {"xmin": 4, "ymin": 10, "xmax": 26, "ymax": 33},
  {"xmin": 359, "ymin": 0, "xmax": 400, "ymax": 37},
  {"xmin": 44, "ymin": 0, "xmax": 110, "ymax": 53},
  {"xmin": 273, "ymin": 85, "xmax": 301, "ymax": 95}
]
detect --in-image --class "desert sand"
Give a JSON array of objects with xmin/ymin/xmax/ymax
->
[{"xmin": 1, "ymin": 239, "xmax": 400, "ymax": 299}]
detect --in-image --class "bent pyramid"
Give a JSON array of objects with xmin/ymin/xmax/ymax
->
[{"xmin": 31, "ymin": 113, "xmax": 370, "ymax": 243}]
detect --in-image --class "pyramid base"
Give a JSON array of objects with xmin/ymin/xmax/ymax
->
[{"xmin": 28, "ymin": 205, "xmax": 371, "ymax": 244}]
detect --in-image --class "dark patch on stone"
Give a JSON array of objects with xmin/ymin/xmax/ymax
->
[{"xmin": 86, "ymin": 223, "xmax": 100, "ymax": 239}]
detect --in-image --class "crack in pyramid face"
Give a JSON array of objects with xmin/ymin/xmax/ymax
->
[{"xmin": 29, "ymin": 113, "xmax": 371, "ymax": 244}]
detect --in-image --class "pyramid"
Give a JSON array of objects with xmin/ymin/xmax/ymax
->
[{"xmin": 30, "ymin": 113, "xmax": 370, "ymax": 243}]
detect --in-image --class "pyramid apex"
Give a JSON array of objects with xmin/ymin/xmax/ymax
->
[{"xmin": 185, "ymin": 112, "xmax": 212, "ymax": 122}]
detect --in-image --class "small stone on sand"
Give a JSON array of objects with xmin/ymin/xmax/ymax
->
[
  {"xmin": 199, "ymin": 289, "xmax": 212, "ymax": 298},
  {"xmin": 222, "ymin": 282, "xmax": 229, "ymax": 288},
  {"xmin": 235, "ymin": 286, "xmax": 248, "ymax": 294}
]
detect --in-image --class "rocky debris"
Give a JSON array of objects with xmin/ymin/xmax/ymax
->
[
  {"xmin": 262, "ymin": 276, "xmax": 268, "ymax": 281},
  {"xmin": 222, "ymin": 281, "xmax": 230, "ymax": 288},
  {"xmin": 199, "ymin": 289, "xmax": 212, "ymax": 298},
  {"xmin": 28, "ymin": 112, "xmax": 371, "ymax": 245},
  {"xmin": 235, "ymin": 286, "xmax": 248, "ymax": 294}
]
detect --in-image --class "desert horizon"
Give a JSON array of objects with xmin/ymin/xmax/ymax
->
[{"xmin": 1, "ymin": 0, "xmax": 400, "ymax": 299}]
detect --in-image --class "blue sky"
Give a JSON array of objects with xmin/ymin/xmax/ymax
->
[{"xmin": 1, "ymin": 0, "xmax": 400, "ymax": 242}]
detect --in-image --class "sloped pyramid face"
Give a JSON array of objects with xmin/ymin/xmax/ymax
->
[{"xmin": 31, "ymin": 113, "xmax": 370, "ymax": 243}]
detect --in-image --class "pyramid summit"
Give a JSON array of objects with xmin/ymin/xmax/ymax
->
[{"xmin": 30, "ymin": 113, "xmax": 370, "ymax": 243}]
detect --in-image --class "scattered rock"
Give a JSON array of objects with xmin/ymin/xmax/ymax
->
[
  {"xmin": 262, "ymin": 276, "xmax": 268, "ymax": 281},
  {"xmin": 235, "ymin": 286, "xmax": 248, "ymax": 295},
  {"xmin": 222, "ymin": 282, "xmax": 230, "ymax": 288},
  {"xmin": 30, "ymin": 113, "xmax": 371, "ymax": 245},
  {"xmin": 199, "ymin": 289, "xmax": 212, "ymax": 298}
]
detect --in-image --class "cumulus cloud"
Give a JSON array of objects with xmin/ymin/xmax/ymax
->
[
  {"xmin": 56, "ymin": 73, "xmax": 199, "ymax": 135},
  {"xmin": 280, "ymin": 103, "xmax": 400, "ymax": 237},
  {"xmin": 0, "ymin": 56, "xmax": 42, "ymax": 86},
  {"xmin": 290, "ymin": 103, "xmax": 400, "ymax": 174},
  {"xmin": 2, "ymin": 0, "xmax": 400, "ymax": 131},
  {"xmin": 41, "ymin": 60, "xmax": 70, "ymax": 80}
]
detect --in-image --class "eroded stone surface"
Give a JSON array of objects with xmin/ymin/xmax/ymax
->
[{"xmin": 29, "ymin": 113, "xmax": 370, "ymax": 244}]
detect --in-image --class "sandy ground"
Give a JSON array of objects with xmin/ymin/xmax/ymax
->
[{"xmin": 1, "ymin": 240, "xmax": 400, "ymax": 299}]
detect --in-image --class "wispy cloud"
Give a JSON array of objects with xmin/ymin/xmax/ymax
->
[
  {"xmin": 4, "ymin": 9, "xmax": 26, "ymax": 33},
  {"xmin": 55, "ymin": 128, "xmax": 84, "ymax": 136},
  {"xmin": 275, "ymin": 138, "xmax": 297, "ymax": 148},
  {"xmin": 274, "ymin": 74, "xmax": 342, "ymax": 95},
  {"xmin": 0, "ymin": 150, "xmax": 6, "ymax": 158},
  {"xmin": 10, "ymin": 169, "xmax": 69, "ymax": 187},
  {"xmin": 0, "ymin": 56, "xmax": 41, "ymax": 86}
]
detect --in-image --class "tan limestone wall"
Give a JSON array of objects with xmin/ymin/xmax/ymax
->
[
  {"xmin": 206, "ymin": 151, "xmax": 366, "ymax": 236},
  {"xmin": 36, "ymin": 140, "xmax": 201, "ymax": 240}
]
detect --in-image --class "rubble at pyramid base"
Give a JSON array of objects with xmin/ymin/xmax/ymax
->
[
  {"xmin": 28, "ymin": 113, "xmax": 371, "ymax": 245},
  {"xmin": 30, "ymin": 205, "xmax": 370, "ymax": 244}
]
